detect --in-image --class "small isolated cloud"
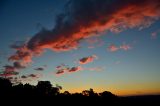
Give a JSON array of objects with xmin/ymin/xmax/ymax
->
[
  {"xmin": 79, "ymin": 55, "xmax": 98, "ymax": 64},
  {"xmin": 151, "ymin": 29, "xmax": 160, "ymax": 39},
  {"xmin": 107, "ymin": 44, "xmax": 119, "ymax": 52},
  {"xmin": 108, "ymin": 43, "xmax": 131, "ymax": 52},
  {"xmin": 28, "ymin": 74, "xmax": 37, "ymax": 78},
  {"xmin": 55, "ymin": 64, "xmax": 82, "ymax": 75},
  {"xmin": 56, "ymin": 70, "xmax": 65, "ymax": 75},
  {"xmin": 55, "ymin": 64, "xmax": 70, "ymax": 75},
  {"xmin": 120, "ymin": 44, "xmax": 131, "ymax": 51},
  {"xmin": 34, "ymin": 67, "xmax": 44, "ymax": 71},
  {"xmin": 68, "ymin": 66, "xmax": 82, "ymax": 73}
]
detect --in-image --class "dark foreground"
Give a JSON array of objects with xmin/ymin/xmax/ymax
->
[{"xmin": 0, "ymin": 77, "xmax": 160, "ymax": 105}]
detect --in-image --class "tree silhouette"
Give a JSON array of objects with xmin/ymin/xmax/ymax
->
[
  {"xmin": 0, "ymin": 77, "xmax": 12, "ymax": 96},
  {"xmin": 36, "ymin": 81, "xmax": 52, "ymax": 96},
  {"xmin": 0, "ymin": 77, "xmax": 158, "ymax": 105}
]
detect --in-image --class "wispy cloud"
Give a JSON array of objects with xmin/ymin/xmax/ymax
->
[
  {"xmin": 108, "ymin": 43, "xmax": 131, "ymax": 52},
  {"xmin": 84, "ymin": 66, "xmax": 105, "ymax": 72},
  {"xmin": 120, "ymin": 44, "xmax": 131, "ymax": 51}
]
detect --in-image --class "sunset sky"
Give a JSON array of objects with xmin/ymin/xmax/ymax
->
[{"xmin": 0, "ymin": 0, "xmax": 160, "ymax": 96}]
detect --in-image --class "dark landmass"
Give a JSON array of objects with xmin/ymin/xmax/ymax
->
[{"xmin": 0, "ymin": 77, "xmax": 159, "ymax": 105}]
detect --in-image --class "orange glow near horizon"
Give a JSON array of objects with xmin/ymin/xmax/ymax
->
[{"xmin": 60, "ymin": 82, "xmax": 160, "ymax": 96}]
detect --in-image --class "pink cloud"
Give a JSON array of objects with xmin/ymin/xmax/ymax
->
[
  {"xmin": 151, "ymin": 29, "xmax": 160, "ymax": 39},
  {"xmin": 79, "ymin": 55, "xmax": 98, "ymax": 64},
  {"xmin": 108, "ymin": 43, "xmax": 131, "ymax": 52},
  {"xmin": 108, "ymin": 44, "xmax": 119, "ymax": 52},
  {"xmin": 68, "ymin": 66, "xmax": 82, "ymax": 73},
  {"xmin": 55, "ymin": 64, "xmax": 82, "ymax": 75}
]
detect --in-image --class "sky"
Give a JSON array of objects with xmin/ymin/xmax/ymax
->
[{"xmin": 0, "ymin": 0, "xmax": 160, "ymax": 96}]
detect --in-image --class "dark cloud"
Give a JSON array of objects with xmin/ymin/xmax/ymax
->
[
  {"xmin": 28, "ymin": 74, "xmax": 37, "ymax": 78},
  {"xmin": 79, "ymin": 55, "xmax": 97, "ymax": 64},
  {"xmin": 34, "ymin": 67, "xmax": 44, "ymax": 71},
  {"xmin": 21, "ymin": 75, "xmax": 27, "ymax": 79},
  {"xmin": 56, "ymin": 70, "xmax": 65, "ymax": 75},
  {"xmin": 68, "ymin": 66, "xmax": 82, "ymax": 72},
  {"xmin": 55, "ymin": 64, "xmax": 82, "ymax": 75}
]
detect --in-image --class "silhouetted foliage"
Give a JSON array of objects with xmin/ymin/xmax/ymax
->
[{"xmin": 0, "ymin": 77, "xmax": 159, "ymax": 105}]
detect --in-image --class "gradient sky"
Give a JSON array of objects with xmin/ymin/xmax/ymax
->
[{"xmin": 0, "ymin": 0, "xmax": 160, "ymax": 96}]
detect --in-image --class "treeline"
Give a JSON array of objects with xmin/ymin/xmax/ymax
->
[
  {"xmin": 0, "ymin": 77, "xmax": 116, "ymax": 98},
  {"xmin": 1, "ymin": 77, "xmax": 159, "ymax": 105}
]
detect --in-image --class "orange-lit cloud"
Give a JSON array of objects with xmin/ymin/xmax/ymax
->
[
  {"xmin": 68, "ymin": 66, "xmax": 82, "ymax": 73},
  {"xmin": 79, "ymin": 55, "xmax": 98, "ymax": 64},
  {"xmin": 55, "ymin": 64, "xmax": 82, "ymax": 75},
  {"xmin": 55, "ymin": 64, "xmax": 70, "ymax": 75},
  {"xmin": 8, "ymin": 0, "xmax": 160, "ymax": 68}
]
